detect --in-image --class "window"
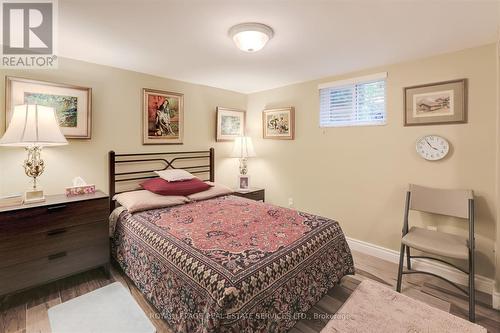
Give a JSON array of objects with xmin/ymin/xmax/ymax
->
[{"xmin": 319, "ymin": 72, "xmax": 387, "ymax": 127}]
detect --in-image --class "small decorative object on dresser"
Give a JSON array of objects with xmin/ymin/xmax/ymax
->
[
  {"xmin": 0, "ymin": 191, "xmax": 109, "ymax": 296},
  {"xmin": 216, "ymin": 107, "xmax": 246, "ymax": 141},
  {"xmin": 232, "ymin": 188, "xmax": 265, "ymax": 202},
  {"xmin": 238, "ymin": 175, "xmax": 250, "ymax": 191},
  {"xmin": 263, "ymin": 107, "xmax": 295, "ymax": 139},
  {"xmin": 65, "ymin": 177, "xmax": 96, "ymax": 197},
  {"xmin": 0, "ymin": 194, "xmax": 23, "ymax": 208},
  {"xmin": 0, "ymin": 104, "xmax": 68, "ymax": 204},
  {"xmin": 6, "ymin": 76, "xmax": 92, "ymax": 139},
  {"xmin": 143, "ymin": 88, "xmax": 184, "ymax": 145},
  {"xmin": 404, "ymin": 79, "xmax": 467, "ymax": 126}
]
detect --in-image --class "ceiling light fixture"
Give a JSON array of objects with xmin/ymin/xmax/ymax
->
[{"xmin": 229, "ymin": 22, "xmax": 274, "ymax": 53}]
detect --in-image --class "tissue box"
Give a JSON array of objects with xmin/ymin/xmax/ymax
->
[{"xmin": 65, "ymin": 184, "xmax": 96, "ymax": 197}]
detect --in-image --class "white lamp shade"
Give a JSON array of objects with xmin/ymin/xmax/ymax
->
[
  {"xmin": 0, "ymin": 104, "xmax": 68, "ymax": 147},
  {"xmin": 231, "ymin": 136, "xmax": 256, "ymax": 158},
  {"xmin": 229, "ymin": 23, "xmax": 274, "ymax": 53}
]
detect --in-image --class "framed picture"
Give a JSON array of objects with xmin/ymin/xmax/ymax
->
[
  {"xmin": 404, "ymin": 79, "xmax": 467, "ymax": 126},
  {"xmin": 238, "ymin": 175, "xmax": 250, "ymax": 191},
  {"xmin": 216, "ymin": 107, "xmax": 245, "ymax": 141},
  {"xmin": 5, "ymin": 76, "xmax": 92, "ymax": 139},
  {"xmin": 143, "ymin": 88, "xmax": 184, "ymax": 145},
  {"xmin": 263, "ymin": 107, "xmax": 295, "ymax": 139}
]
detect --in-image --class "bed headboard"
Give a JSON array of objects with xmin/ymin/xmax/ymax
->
[{"xmin": 108, "ymin": 148, "xmax": 215, "ymax": 212}]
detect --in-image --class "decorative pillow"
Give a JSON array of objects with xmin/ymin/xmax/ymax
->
[
  {"xmin": 141, "ymin": 177, "xmax": 212, "ymax": 196},
  {"xmin": 113, "ymin": 190, "xmax": 190, "ymax": 213},
  {"xmin": 187, "ymin": 182, "xmax": 233, "ymax": 201},
  {"xmin": 155, "ymin": 169, "xmax": 195, "ymax": 182}
]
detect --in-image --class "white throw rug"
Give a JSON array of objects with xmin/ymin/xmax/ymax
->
[
  {"xmin": 321, "ymin": 279, "xmax": 486, "ymax": 333},
  {"xmin": 48, "ymin": 282, "xmax": 156, "ymax": 333}
]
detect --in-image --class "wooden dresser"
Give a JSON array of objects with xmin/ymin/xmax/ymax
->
[
  {"xmin": 0, "ymin": 191, "xmax": 109, "ymax": 296},
  {"xmin": 232, "ymin": 188, "xmax": 265, "ymax": 202}
]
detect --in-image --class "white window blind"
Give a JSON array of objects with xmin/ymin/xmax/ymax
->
[{"xmin": 319, "ymin": 72, "xmax": 387, "ymax": 127}]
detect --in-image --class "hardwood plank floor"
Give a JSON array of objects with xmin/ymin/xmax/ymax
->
[{"xmin": 1, "ymin": 250, "xmax": 498, "ymax": 333}]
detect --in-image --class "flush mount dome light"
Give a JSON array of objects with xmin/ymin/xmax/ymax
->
[{"xmin": 229, "ymin": 22, "xmax": 274, "ymax": 52}]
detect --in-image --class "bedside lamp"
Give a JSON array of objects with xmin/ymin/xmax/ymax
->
[
  {"xmin": 0, "ymin": 104, "xmax": 68, "ymax": 203},
  {"xmin": 230, "ymin": 136, "xmax": 256, "ymax": 175}
]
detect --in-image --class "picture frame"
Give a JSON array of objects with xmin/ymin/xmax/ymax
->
[
  {"xmin": 216, "ymin": 107, "xmax": 246, "ymax": 141},
  {"xmin": 262, "ymin": 107, "xmax": 295, "ymax": 140},
  {"xmin": 404, "ymin": 79, "xmax": 467, "ymax": 126},
  {"xmin": 238, "ymin": 175, "xmax": 250, "ymax": 191},
  {"xmin": 5, "ymin": 76, "xmax": 92, "ymax": 139},
  {"xmin": 143, "ymin": 88, "xmax": 184, "ymax": 145}
]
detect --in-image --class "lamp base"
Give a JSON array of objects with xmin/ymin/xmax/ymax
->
[{"xmin": 24, "ymin": 188, "xmax": 45, "ymax": 204}]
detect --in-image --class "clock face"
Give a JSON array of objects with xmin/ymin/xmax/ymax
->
[{"xmin": 416, "ymin": 135, "xmax": 449, "ymax": 161}]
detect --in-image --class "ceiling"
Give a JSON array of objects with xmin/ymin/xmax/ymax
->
[{"xmin": 59, "ymin": 0, "xmax": 499, "ymax": 94}]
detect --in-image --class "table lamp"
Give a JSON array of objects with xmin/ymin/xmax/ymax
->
[
  {"xmin": 0, "ymin": 104, "xmax": 68, "ymax": 203},
  {"xmin": 230, "ymin": 136, "xmax": 256, "ymax": 175}
]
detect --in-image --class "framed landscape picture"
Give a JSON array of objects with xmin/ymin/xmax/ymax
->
[
  {"xmin": 216, "ymin": 107, "xmax": 245, "ymax": 141},
  {"xmin": 5, "ymin": 77, "xmax": 92, "ymax": 139},
  {"xmin": 143, "ymin": 88, "xmax": 184, "ymax": 145},
  {"xmin": 263, "ymin": 107, "xmax": 294, "ymax": 140},
  {"xmin": 404, "ymin": 79, "xmax": 467, "ymax": 126}
]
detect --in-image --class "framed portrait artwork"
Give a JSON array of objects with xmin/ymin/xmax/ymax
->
[
  {"xmin": 143, "ymin": 88, "xmax": 184, "ymax": 145},
  {"xmin": 238, "ymin": 175, "xmax": 250, "ymax": 191},
  {"xmin": 5, "ymin": 77, "xmax": 92, "ymax": 139},
  {"xmin": 216, "ymin": 107, "xmax": 245, "ymax": 141},
  {"xmin": 404, "ymin": 79, "xmax": 467, "ymax": 126},
  {"xmin": 262, "ymin": 107, "xmax": 295, "ymax": 140}
]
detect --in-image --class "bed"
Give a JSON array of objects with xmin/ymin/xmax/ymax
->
[{"xmin": 109, "ymin": 149, "xmax": 354, "ymax": 333}]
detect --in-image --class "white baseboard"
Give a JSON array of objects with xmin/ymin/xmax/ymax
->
[
  {"xmin": 346, "ymin": 237, "xmax": 494, "ymax": 297},
  {"xmin": 493, "ymin": 291, "xmax": 500, "ymax": 310}
]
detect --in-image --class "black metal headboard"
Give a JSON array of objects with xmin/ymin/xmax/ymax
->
[{"xmin": 108, "ymin": 148, "xmax": 214, "ymax": 212}]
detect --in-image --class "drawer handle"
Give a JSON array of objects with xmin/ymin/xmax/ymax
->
[
  {"xmin": 47, "ymin": 205, "xmax": 67, "ymax": 212},
  {"xmin": 48, "ymin": 251, "xmax": 67, "ymax": 260},
  {"xmin": 47, "ymin": 228, "xmax": 67, "ymax": 236}
]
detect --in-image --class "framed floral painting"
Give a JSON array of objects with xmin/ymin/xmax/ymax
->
[
  {"xmin": 143, "ymin": 88, "xmax": 184, "ymax": 144},
  {"xmin": 263, "ymin": 107, "xmax": 294, "ymax": 140},
  {"xmin": 216, "ymin": 107, "xmax": 245, "ymax": 141},
  {"xmin": 404, "ymin": 79, "xmax": 467, "ymax": 126},
  {"xmin": 5, "ymin": 76, "xmax": 92, "ymax": 139}
]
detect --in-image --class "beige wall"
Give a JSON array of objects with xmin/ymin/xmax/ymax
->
[
  {"xmin": 0, "ymin": 58, "xmax": 246, "ymax": 197},
  {"xmin": 0, "ymin": 45, "xmax": 497, "ymax": 279},
  {"xmin": 246, "ymin": 44, "xmax": 497, "ymax": 278}
]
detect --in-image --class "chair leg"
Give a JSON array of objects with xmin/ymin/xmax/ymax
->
[
  {"xmin": 406, "ymin": 246, "xmax": 411, "ymax": 270},
  {"xmin": 396, "ymin": 243, "xmax": 405, "ymax": 292},
  {"xmin": 469, "ymin": 249, "xmax": 475, "ymax": 322}
]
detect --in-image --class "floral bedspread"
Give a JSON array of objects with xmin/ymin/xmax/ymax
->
[{"xmin": 112, "ymin": 195, "xmax": 354, "ymax": 333}]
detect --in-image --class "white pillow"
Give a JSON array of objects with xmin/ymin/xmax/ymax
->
[
  {"xmin": 155, "ymin": 169, "xmax": 195, "ymax": 182},
  {"xmin": 187, "ymin": 182, "xmax": 233, "ymax": 201},
  {"xmin": 113, "ymin": 190, "xmax": 190, "ymax": 213}
]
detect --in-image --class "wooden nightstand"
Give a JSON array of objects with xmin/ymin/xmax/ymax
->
[
  {"xmin": 232, "ymin": 188, "xmax": 265, "ymax": 202},
  {"xmin": 0, "ymin": 191, "xmax": 109, "ymax": 296}
]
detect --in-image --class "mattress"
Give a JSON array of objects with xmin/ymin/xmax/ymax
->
[{"xmin": 111, "ymin": 195, "xmax": 354, "ymax": 332}]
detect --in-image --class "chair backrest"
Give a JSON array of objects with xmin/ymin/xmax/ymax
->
[{"xmin": 408, "ymin": 184, "xmax": 473, "ymax": 219}]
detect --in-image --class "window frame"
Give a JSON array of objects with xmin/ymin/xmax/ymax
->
[{"xmin": 318, "ymin": 72, "xmax": 388, "ymax": 128}]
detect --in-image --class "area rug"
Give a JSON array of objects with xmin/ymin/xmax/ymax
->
[
  {"xmin": 321, "ymin": 279, "xmax": 486, "ymax": 333},
  {"xmin": 48, "ymin": 282, "xmax": 156, "ymax": 333}
]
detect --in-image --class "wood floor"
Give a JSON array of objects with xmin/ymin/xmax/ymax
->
[{"xmin": 1, "ymin": 250, "xmax": 499, "ymax": 333}]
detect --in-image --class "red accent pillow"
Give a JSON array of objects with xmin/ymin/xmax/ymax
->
[{"xmin": 140, "ymin": 178, "xmax": 211, "ymax": 196}]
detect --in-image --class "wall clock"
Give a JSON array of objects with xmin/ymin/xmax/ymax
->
[{"xmin": 416, "ymin": 135, "xmax": 450, "ymax": 161}]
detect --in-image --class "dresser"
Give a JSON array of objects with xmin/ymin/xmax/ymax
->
[{"xmin": 0, "ymin": 191, "xmax": 109, "ymax": 296}]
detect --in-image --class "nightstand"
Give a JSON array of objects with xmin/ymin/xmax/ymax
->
[
  {"xmin": 0, "ymin": 191, "xmax": 109, "ymax": 296},
  {"xmin": 232, "ymin": 188, "xmax": 265, "ymax": 202}
]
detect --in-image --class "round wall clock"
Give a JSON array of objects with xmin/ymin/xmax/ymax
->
[{"xmin": 416, "ymin": 135, "xmax": 450, "ymax": 161}]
